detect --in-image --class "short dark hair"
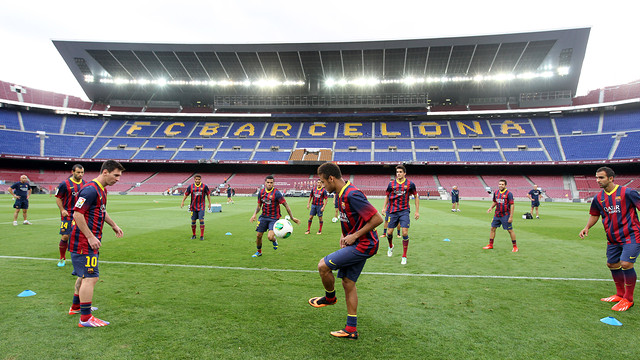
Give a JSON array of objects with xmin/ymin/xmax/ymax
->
[
  {"xmin": 72, "ymin": 164, "xmax": 84, "ymax": 172},
  {"xmin": 596, "ymin": 166, "xmax": 615, "ymax": 178},
  {"xmin": 265, "ymin": 175, "xmax": 274, "ymax": 181},
  {"xmin": 499, "ymin": 179, "xmax": 507, "ymax": 185},
  {"xmin": 194, "ymin": 174, "xmax": 202, "ymax": 179},
  {"xmin": 318, "ymin": 162, "xmax": 342, "ymax": 180},
  {"xmin": 395, "ymin": 164, "xmax": 406, "ymax": 173},
  {"xmin": 100, "ymin": 160, "xmax": 125, "ymax": 173}
]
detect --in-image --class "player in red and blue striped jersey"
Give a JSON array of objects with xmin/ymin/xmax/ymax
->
[
  {"xmin": 306, "ymin": 179, "xmax": 328, "ymax": 234},
  {"xmin": 249, "ymin": 175, "xmax": 300, "ymax": 257},
  {"xmin": 381, "ymin": 165, "xmax": 419, "ymax": 264},
  {"xmin": 484, "ymin": 179, "xmax": 518, "ymax": 252},
  {"xmin": 309, "ymin": 162, "xmax": 383, "ymax": 340},
  {"xmin": 68, "ymin": 160, "xmax": 125, "ymax": 327},
  {"xmin": 55, "ymin": 164, "xmax": 86, "ymax": 267},
  {"xmin": 180, "ymin": 174, "xmax": 212, "ymax": 241},
  {"xmin": 580, "ymin": 167, "xmax": 640, "ymax": 312}
]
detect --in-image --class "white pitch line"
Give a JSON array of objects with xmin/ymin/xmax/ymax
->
[
  {"xmin": 0, "ymin": 255, "xmax": 610, "ymax": 282},
  {"xmin": 0, "ymin": 205, "xmax": 181, "ymax": 225}
]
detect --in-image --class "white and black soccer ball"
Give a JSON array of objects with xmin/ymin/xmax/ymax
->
[
  {"xmin": 274, "ymin": 219, "xmax": 293, "ymax": 239},
  {"xmin": 331, "ymin": 217, "xmax": 338, "ymax": 223}
]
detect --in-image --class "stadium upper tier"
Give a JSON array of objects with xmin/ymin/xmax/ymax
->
[{"xmin": 1, "ymin": 107, "xmax": 639, "ymax": 163}]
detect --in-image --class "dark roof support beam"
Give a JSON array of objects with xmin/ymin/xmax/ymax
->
[
  {"xmin": 235, "ymin": 52, "xmax": 249, "ymax": 79},
  {"xmin": 465, "ymin": 44, "xmax": 477, "ymax": 75},
  {"xmin": 277, "ymin": 52, "xmax": 287, "ymax": 80},
  {"xmin": 487, "ymin": 43, "xmax": 502, "ymax": 73},
  {"xmin": 107, "ymin": 50, "xmax": 135, "ymax": 79},
  {"xmin": 194, "ymin": 53, "xmax": 211, "ymax": 80},
  {"xmin": 214, "ymin": 52, "xmax": 230, "ymax": 80},
  {"xmin": 174, "ymin": 51, "xmax": 193, "ymax": 80},
  {"xmin": 423, "ymin": 47, "xmax": 431, "ymax": 75},
  {"xmin": 444, "ymin": 46, "xmax": 454, "ymax": 75},
  {"xmin": 512, "ymin": 41, "xmax": 530, "ymax": 72},
  {"xmin": 152, "ymin": 51, "xmax": 174, "ymax": 80}
]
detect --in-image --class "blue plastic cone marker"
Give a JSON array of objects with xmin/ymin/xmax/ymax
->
[
  {"xmin": 443, "ymin": 238, "xmax": 451, "ymax": 242},
  {"xmin": 225, "ymin": 232, "xmax": 232, "ymax": 235},
  {"xmin": 600, "ymin": 316, "xmax": 622, "ymax": 326},
  {"xmin": 18, "ymin": 290, "xmax": 36, "ymax": 297}
]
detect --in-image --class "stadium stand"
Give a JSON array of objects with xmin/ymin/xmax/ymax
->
[{"xmin": 437, "ymin": 175, "xmax": 487, "ymax": 198}]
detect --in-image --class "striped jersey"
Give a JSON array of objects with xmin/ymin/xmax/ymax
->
[
  {"xmin": 386, "ymin": 178, "xmax": 417, "ymax": 213},
  {"xmin": 310, "ymin": 186, "xmax": 328, "ymax": 206},
  {"xmin": 258, "ymin": 187, "xmax": 286, "ymax": 219},
  {"xmin": 589, "ymin": 185, "xmax": 640, "ymax": 245},
  {"xmin": 336, "ymin": 181, "xmax": 379, "ymax": 255},
  {"xmin": 55, "ymin": 177, "xmax": 86, "ymax": 221},
  {"xmin": 68, "ymin": 180, "xmax": 107, "ymax": 255},
  {"xmin": 492, "ymin": 189, "xmax": 514, "ymax": 217},
  {"xmin": 185, "ymin": 183, "xmax": 210, "ymax": 211}
]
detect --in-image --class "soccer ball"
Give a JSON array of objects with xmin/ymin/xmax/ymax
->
[
  {"xmin": 331, "ymin": 217, "xmax": 338, "ymax": 223},
  {"xmin": 273, "ymin": 219, "xmax": 293, "ymax": 239}
]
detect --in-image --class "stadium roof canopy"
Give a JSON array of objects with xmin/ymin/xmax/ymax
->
[{"xmin": 54, "ymin": 28, "xmax": 589, "ymax": 110}]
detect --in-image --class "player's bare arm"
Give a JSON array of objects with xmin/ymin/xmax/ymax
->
[
  {"xmin": 307, "ymin": 193, "xmax": 312, "ymax": 209},
  {"xmin": 180, "ymin": 192, "xmax": 188, "ymax": 208},
  {"xmin": 579, "ymin": 215, "xmax": 600, "ymax": 238},
  {"xmin": 340, "ymin": 212, "xmax": 384, "ymax": 247},
  {"xmin": 321, "ymin": 198, "xmax": 327, "ymax": 212},
  {"xmin": 381, "ymin": 196, "xmax": 389, "ymax": 217},
  {"xmin": 283, "ymin": 202, "xmax": 300, "ymax": 224},
  {"xmin": 9, "ymin": 188, "xmax": 19, "ymax": 199},
  {"xmin": 27, "ymin": 188, "xmax": 31, "ymax": 199},
  {"xmin": 206, "ymin": 193, "xmax": 212, "ymax": 209},
  {"xmin": 56, "ymin": 197, "xmax": 69, "ymax": 218},
  {"xmin": 104, "ymin": 212, "xmax": 123, "ymax": 238},
  {"xmin": 249, "ymin": 205, "xmax": 261, "ymax": 222},
  {"xmin": 508, "ymin": 204, "xmax": 514, "ymax": 223},
  {"xmin": 487, "ymin": 202, "xmax": 496, "ymax": 213},
  {"xmin": 73, "ymin": 211, "xmax": 101, "ymax": 251},
  {"xmin": 414, "ymin": 192, "xmax": 420, "ymax": 220}
]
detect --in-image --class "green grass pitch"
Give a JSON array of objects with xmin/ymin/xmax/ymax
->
[{"xmin": 1, "ymin": 194, "xmax": 638, "ymax": 359}]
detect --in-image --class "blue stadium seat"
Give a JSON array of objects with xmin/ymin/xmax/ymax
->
[
  {"xmin": 0, "ymin": 129, "xmax": 41, "ymax": 156},
  {"xmin": 172, "ymin": 151, "xmax": 214, "ymax": 160},
  {"xmin": 531, "ymin": 118, "xmax": 555, "ymax": 136},
  {"xmin": 214, "ymin": 151, "xmax": 253, "ymax": 160},
  {"xmin": 299, "ymin": 122, "xmax": 337, "ymax": 139},
  {"xmin": 22, "ymin": 112, "xmax": 62, "ymax": 133},
  {"xmin": 603, "ymin": 110, "xmax": 640, "ymax": 132},
  {"xmin": 415, "ymin": 151, "xmax": 457, "ymax": 161},
  {"xmin": 540, "ymin": 137, "xmax": 563, "ymax": 161},
  {"xmin": 252, "ymin": 152, "xmax": 292, "ymax": 160},
  {"xmin": 64, "ymin": 116, "xmax": 105, "ymax": 135},
  {"xmin": 555, "ymin": 114, "xmax": 599, "ymax": 135},
  {"xmin": 134, "ymin": 150, "xmax": 176, "ymax": 160},
  {"xmin": 561, "ymin": 134, "xmax": 615, "ymax": 160},
  {"xmin": 333, "ymin": 152, "xmax": 371, "ymax": 161},
  {"xmin": 458, "ymin": 151, "xmax": 503, "ymax": 161},
  {"xmin": 45, "ymin": 134, "xmax": 92, "ymax": 157},
  {"xmin": 374, "ymin": 152, "xmax": 413, "ymax": 161},
  {"xmin": 613, "ymin": 132, "xmax": 640, "ymax": 159},
  {"xmin": 0, "ymin": 109, "xmax": 22, "ymax": 130},
  {"xmin": 503, "ymin": 151, "xmax": 548, "ymax": 161},
  {"xmin": 94, "ymin": 149, "xmax": 136, "ymax": 159}
]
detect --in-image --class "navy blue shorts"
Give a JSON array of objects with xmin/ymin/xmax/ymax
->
[
  {"xmin": 256, "ymin": 216, "xmax": 277, "ymax": 234},
  {"xmin": 59, "ymin": 219, "xmax": 73, "ymax": 235},
  {"xmin": 71, "ymin": 252, "xmax": 100, "ymax": 278},
  {"xmin": 388, "ymin": 209, "xmax": 410, "ymax": 229},
  {"xmin": 531, "ymin": 200, "xmax": 540, "ymax": 207},
  {"xmin": 191, "ymin": 209, "xmax": 205, "ymax": 221},
  {"xmin": 324, "ymin": 246, "xmax": 373, "ymax": 282},
  {"xmin": 451, "ymin": 197, "xmax": 459, "ymax": 204},
  {"xmin": 13, "ymin": 199, "xmax": 28, "ymax": 209},
  {"xmin": 310, "ymin": 204, "xmax": 324, "ymax": 217},
  {"xmin": 491, "ymin": 215, "xmax": 513, "ymax": 230},
  {"xmin": 606, "ymin": 243, "xmax": 640, "ymax": 264}
]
